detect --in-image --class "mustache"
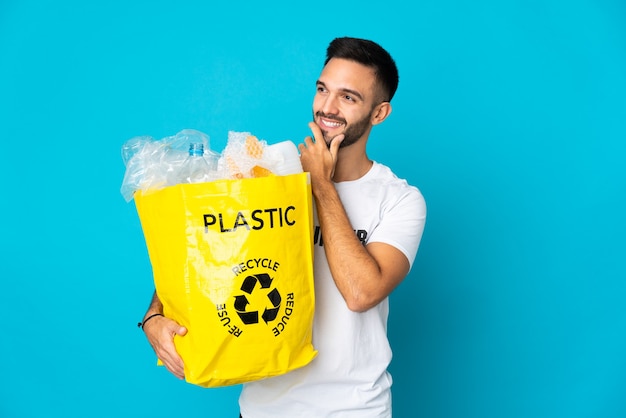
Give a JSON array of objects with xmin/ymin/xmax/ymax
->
[{"xmin": 315, "ymin": 111, "xmax": 346, "ymax": 125}]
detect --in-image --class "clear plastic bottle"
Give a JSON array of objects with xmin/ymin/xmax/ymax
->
[{"xmin": 177, "ymin": 143, "xmax": 217, "ymax": 184}]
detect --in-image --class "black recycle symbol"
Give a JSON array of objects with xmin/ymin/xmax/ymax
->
[{"xmin": 234, "ymin": 273, "xmax": 282, "ymax": 325}]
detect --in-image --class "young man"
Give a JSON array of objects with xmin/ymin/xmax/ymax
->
[{"xmin": 141, "ymin": 37, "xmax": 426, "ymax": 417}]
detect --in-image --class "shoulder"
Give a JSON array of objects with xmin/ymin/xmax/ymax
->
[{"xmin": 368, "ymin": 162, "xmax": 425, "ymax": 206}]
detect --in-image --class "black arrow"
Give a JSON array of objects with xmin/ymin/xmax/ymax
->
[
  {"xmin": 256, "ymin": 273, "xmax": 273, "ymax": 288},
  {"xmin": 262, "ymin": 288, "xmax": 282, "ymax": 323},
  {"xmin": 234, "ymin": 295, "xmax": 249, "ymax": 311},
  {"xmin": 241, "ymin": 276, "xmax": 257, "ymax": 294},
  {"xmin": 262, "ymin": 306, "xmax": 279, "ymax": 323},
  {"xmin": 267, "ymin": 288, "xmax": 281, "ymax": 307},
  {"xmin": 237, "ymin": 311, "xmax": 259, "ymax": 325}
]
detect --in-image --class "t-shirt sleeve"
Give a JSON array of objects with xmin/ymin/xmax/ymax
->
[{"xmin": 367, "ymin": 186, "xmax": 427, "ymax": 270}]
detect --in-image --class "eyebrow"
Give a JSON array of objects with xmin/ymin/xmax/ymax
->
[{"xmin": 317, "ymin": 80, "xmax": 364, "ymax": 102}]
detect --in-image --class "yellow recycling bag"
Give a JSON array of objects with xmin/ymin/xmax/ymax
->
[{"xmin": 134, "ymin": 172, "xmax": 317, "ymax": 387}]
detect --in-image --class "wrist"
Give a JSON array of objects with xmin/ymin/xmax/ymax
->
[
  {"xmin": 311, "ymin": 178, "xmax": 335, "ymax": 198},
  {"xmin": 137, "ymin": 313, "xmax": 164, "ymax": 330}
]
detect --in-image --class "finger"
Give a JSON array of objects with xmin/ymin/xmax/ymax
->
[
  {"xmin": 299, "ymin": 136, "xmax": 314, "ymax": 155},
  {"xmin": 162, "ymin": 355, "xmax": 185, "ymax": 379},
  {"xmin": 158, "ymin": 322, "xmax": 187, "ymax": 379},
  {"xmin": 329, "ymin": 134, "xmax": 345, "ymax": 156},
  {"xmin": 308, "ymin": 121, "xmax": 324, "ymax": 141},
  {"xmin": 169, "ymin": 358, "xmax": 185, "ymax": 379},
  {"xmin": 160, "ymin": 338, "xmax": 186, "ymax": 379}
]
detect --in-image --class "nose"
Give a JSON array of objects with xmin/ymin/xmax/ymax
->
[{"xmin": 320, "ymin": 94, "xmax": 339, "ymax": 116}]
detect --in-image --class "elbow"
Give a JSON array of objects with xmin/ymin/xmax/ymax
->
[
  {"xmin": 346, "ymin": 302, "xmax": 372, "ymax": 313},
  {"xmin": 342, "ymin": 275, "xmax": 387, "ymax": 312},
  {"xmin": 345, "ymin": 294, "xmax": 379, "ymax": 313}
]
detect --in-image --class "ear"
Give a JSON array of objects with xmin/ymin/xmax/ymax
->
[{"xmin": 371, "ymin": 102, "xmax": 392, "ymax": 126}]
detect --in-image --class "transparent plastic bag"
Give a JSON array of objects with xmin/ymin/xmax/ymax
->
[
  {"xmin": 218, "ymin": 131, "xmax": 302, "ymax": 179},
  {"xmin": 120, "ymin": 129, "xmax": 219, "ymax": 202},
  {"xmin": 120, "ymin": 129, "xmax": 301, "ymax": 202}
]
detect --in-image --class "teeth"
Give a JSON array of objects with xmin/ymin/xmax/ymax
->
[{"xmin": 322, "ymin": 120, "xmax": 342, "ymax": 128}]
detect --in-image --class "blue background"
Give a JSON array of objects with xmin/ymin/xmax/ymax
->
[{"xmin": 1, "ymin": 1, "xmax": 625, "ymax": 417}]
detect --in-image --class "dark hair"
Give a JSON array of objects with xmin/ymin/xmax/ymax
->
[{"xmin": 324, "ymin": 37, "xmax": 399, "ymax": 102}]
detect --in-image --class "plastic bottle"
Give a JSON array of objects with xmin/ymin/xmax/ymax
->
[
  {"xmin": 264, "ymin": 141, "xmax": 303, "ymax": 175},
  {"xmin": 177, "ymin": 143, "xmax": 217, "ymax": 184}
]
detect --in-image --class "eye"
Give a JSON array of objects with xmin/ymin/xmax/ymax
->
[
  {"xmin": 316, "ymin": 85, "xmax": 327, "ymax": 94},
  {"xmin": 343, "ymin": 94, "xmax": 355, "ymax": 102}
]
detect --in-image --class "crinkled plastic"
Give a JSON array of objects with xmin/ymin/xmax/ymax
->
[
  {"xmin": 120, "ymin": 129, "xmax": 302, "ymax": 202},
  {"xmin": 218, "ymin": 131, "xmax": 303, "ymax": 179},
  {"xmin": 120, "ymin": 129, "xmax": 219, "ymax": 202}
]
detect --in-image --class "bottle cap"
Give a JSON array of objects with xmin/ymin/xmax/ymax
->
[{"xmin": 189, "ymin": 142, "xmax": 204, "ymax": 156}]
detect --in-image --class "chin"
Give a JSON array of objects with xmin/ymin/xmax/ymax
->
[
  {"xmin": 320, "ymin": 130, "xmax": 333, "ymax": 144},
  {"xmin": 322, "ymin": 131, "xmax": 340, "ymax": 142}
]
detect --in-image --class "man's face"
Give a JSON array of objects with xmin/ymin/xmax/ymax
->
[{"xmin": 312, "ymin": 58, "xmax": 381, "ymax": 148}]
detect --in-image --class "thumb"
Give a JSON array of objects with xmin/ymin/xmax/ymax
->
[
  {"xmin": 175, "ymin": 326, "xmax": 188, "ymax": 336},
  {"xmin": 329, "ymin": 134, "xmax": 345, "ymax": 156}
]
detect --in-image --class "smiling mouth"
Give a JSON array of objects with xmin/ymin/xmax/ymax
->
[
  {"xmin": 320, "ymin": 119, "xmax": 343, "ymax": 129},
  {"xmin": 316, "ymin": 112, "xmax": 345, "ymax": 129}
]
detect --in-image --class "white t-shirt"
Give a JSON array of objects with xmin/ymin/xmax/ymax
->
[{"xmin": 239, "ymin": 162, "xmax": 427, "ymax": 417}]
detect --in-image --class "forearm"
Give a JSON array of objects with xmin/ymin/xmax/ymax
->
[
  {"xmin": 314, "ymin": 181, "xmax": 383, "ymax": 312},
  {"xmin": 144, "ymin": 290, "xmax": 164, "ymax": 317}
]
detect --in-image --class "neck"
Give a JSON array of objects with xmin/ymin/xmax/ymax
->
[{"xmin": 332, "ymin": 146, "xmax": 373, "ymax": 182}]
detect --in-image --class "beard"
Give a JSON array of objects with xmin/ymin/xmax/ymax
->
[{"xmin": 313, "ymin": 110, "xmax": 372, "ymax": 149}]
